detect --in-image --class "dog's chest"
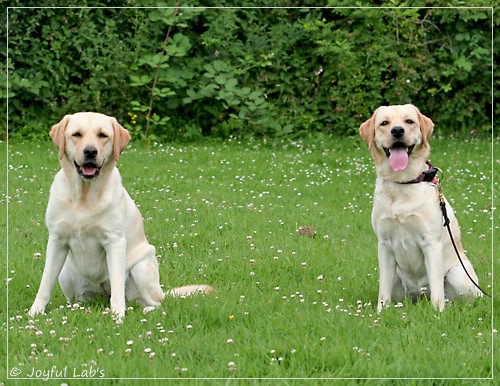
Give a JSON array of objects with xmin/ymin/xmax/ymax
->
[
  {"xmin": 373, "ymin": 180, "xmax": 439, "ymax": 226},
  {"xmin": 47, "ymin": 169, "xmax": 126, "ymax": 235},
  {"xmin": 49, "ymin": 203, "xmax": 115, "ymax": 237},
  {"xmin": 373, "ymin": 196, "xmax": 427, "ymax": 281},
  {"xmin": 46, "ymin": 182, "xmax": 126, "ymax": 238},
  {"xmin": 49, "ymin": 204, "xmax": 122, "ymax": 283},
  {"xmin": 372, "ymin": 181, "xmax": 444, "ymax": 278},
  {"xmin": 374, "ymin": 190, "xmax": 425, "ymax": 229},
  {"xmin": 372, "ymin": 181, "xmax": 443, "ymax": 247},
  {"xmin": 67, "ymin": 236, "xmax": 108, "ymax": 276}
]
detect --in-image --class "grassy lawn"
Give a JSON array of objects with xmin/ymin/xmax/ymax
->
[{"xmin": 1, "ymin": 136, "xmax": 497, "ymax": 383}]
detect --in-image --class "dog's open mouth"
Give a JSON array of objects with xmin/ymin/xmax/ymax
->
[
  {"xmin": 383, "ymin": 143, "xmax": 415, "ymax": 171},
  {"xmin": 74, "ymin": 161, "xmax": 101, "ymax": 180}
]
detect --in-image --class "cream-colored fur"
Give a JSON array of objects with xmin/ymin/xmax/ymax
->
[
  {"xmin": 29, "ymin": 112, "xmax": 213, "ymax": 318},
  {"xmin": 360, "ymin": 104, "xmax": 482, "ymax": 312}
]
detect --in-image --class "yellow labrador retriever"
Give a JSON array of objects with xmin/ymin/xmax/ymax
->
[
  {"xmin": 359, "ymin": 104, "xmax": 483, "ymax": 312},
  {"xmin": 29, "ymin": 112, "xmax": 212, "ymax": 318}
]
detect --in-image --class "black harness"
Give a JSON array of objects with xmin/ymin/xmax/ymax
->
[{"xmin": 402, "ymin": 160, "xmax": 439, "ymax": 184}]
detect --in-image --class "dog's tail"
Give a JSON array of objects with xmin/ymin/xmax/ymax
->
[
  {"xmin": 166, "ymin": 284, "xmax": 214, "ymax": 298},
  {"xmin": 142, "ymin": 284, "xmax": 213, "ymax": 314}
]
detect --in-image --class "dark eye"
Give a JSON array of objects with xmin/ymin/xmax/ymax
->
[
  {"xmin": 380, "ymin": 120, "xmax": 389, "ymax": 126},
  {"xmin": 72, "ymin": 132, "xmax": 82, "ymax": 137},
  {"xmin": 98, "ymin": 132, "xmax": 108, "ymax": 138},
  {"xmin": 405, "ymin": 119, "xmax": 415, "ymax": 124}
]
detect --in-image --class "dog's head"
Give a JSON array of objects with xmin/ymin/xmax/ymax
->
[
  {"xmin": 50, "ymin": 112, "xmax": 131, "ymax": 181},
  {"xmin": 359, "ymin": 104, "xmax": 434, "ymax": 181}
]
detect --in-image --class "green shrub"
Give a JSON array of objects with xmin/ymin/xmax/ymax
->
[{"xmin": 3, "ymin": 1, "xmax": 495, "ymax": 140}]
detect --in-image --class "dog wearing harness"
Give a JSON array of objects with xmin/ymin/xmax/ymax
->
[{"xmin": 359, "ymin": 104, "xmax": 485, "ymax": 312}]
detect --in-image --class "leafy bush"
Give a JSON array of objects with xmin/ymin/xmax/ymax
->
[
  {"xmin": 3, "ymin": 1, "xmax": 496, "ymax": 141},
  {"xmin": 3, "ymin": 0, "xmax": 144, "ymax": 138}
]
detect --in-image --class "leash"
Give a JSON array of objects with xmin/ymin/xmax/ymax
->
[{"xmin": 436, "ymin": 173, "xmax": 491, "ymax": 298}]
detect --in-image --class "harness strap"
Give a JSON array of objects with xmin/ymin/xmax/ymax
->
[{"xmin": 403, "ymin": 160, "xmax": 439, "ymax": 184}]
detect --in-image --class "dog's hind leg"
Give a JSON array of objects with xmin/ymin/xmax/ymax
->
[
  {"xmin": 445, "ymin": 263, "xmax": 483, "ymax": 299},
  {"xmin": 129, "ymin": 256, "xmax": 164, "ymax": 313}
]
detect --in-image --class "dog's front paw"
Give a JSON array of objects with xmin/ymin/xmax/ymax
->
[
  {"xmin": 28, "ymin": 302, "xmax": 46, "ymax": 317},
  {"xmin": 431, "ymin": 296, "xmax": 445, "ymax": 312},
  {"xmin": 111, "ymin": 307, "xmax": 125, "ymax": 319},
  {"xmin": 377, "ymin": 297, "xmax": 391, "ymax": 313},
  {"xmin": 110, "ymin": 300, "xmax": 126, "ymax": 319}
]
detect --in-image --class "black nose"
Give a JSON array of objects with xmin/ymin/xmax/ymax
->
[
  {"xmin": 83, "ymin": 146, "xmax": 98, "ymax": 159},
  {"xmin": 391, "ymin": 126, "xmax": 405, "ymax": 139}
]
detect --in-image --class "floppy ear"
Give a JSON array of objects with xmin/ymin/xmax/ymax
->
[
  {"xmin": 50, "ymin": 115, "xmax": 72, "ymax": 160},
  {"xmin": 111, "ymin": 117, "xmax": 131, "ymax": 161},
  {"xmin": 416, "ymin": 107, "xmax": 434, "ymax": 144},
  {"xmin": 359, "ymin": 108, "xmax": 379, "ymax": 150}
]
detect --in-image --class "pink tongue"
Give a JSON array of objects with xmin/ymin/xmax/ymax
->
[
  {"xmin": 389, "ymin": 148, "xmax": 409, "ymax": 171},
  {"xmin": 82, "ymin": 166, "xmax": 97, "ymax": 176}
]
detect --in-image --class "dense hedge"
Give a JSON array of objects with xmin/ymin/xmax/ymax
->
[{"xmin": 2, "ymin": 1, "xmax": 497, "ymax": 141}]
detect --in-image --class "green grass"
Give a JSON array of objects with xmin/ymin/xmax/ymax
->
[{"xmin": 1, "ymin": 136, "xmax": 497, "ymax": 384}]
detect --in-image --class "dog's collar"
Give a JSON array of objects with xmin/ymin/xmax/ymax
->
[{"xmin": 401, "ymin": 160, "xmax": 439, "ymax": 184}]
